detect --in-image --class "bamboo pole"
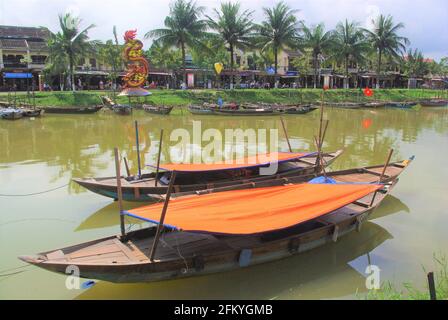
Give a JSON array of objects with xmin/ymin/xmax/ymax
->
[
  {"xmin": 370, "ymin": 149, "xmax": 394, "ymax": 207},
  {"xmin": 114, "ymin": 148, "xmax": 126, "ymax": 238},
  {"xmin": 427, "ymin": 272, "xmax": 437, "ymax": 300},
  {"xmin": 123, "ymin": 157, "xmax": 131, "ymax": 177},
  {"xmin": 149, "ymin": 171, "xmax": 177, "ymax": 261},
  {"xmin": 314, "ymin": 136, "xmax": 327, "ymax": 177},
  {"xmin": 280, "ymin": 117, "xmax": 292, "ymax": 153},
  {"xmin": 135, "ymin": 121, "xmax": 142, "ymax": 178},
  {"xmin": 155, "ymin": 129, "xmax": 164, "ymax": 187},
  {"xmin": 315, "ymin": 92, "xmax": 325, "ymax": 166}
]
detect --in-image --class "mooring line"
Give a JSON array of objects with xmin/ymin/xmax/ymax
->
[{"xmin": 0, "ymin": 183, "xmax": 70, "ymax": 197}]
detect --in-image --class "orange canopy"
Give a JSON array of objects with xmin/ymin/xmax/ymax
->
[
  {"xmin": 125, "ymin": 183, "xmax": 381, "ymax": 235},
  {"xmin": 147, "ymin": 152, "xmax": 310, "ymax": 172}
]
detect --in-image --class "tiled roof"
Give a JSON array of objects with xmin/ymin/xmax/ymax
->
[
  {"xmin": 27, "ymin": 41, "xmax": 47, "ymax": 50},
  {"xmin": 0, "ymin": 39, "xmax": 27, "ymax": 49},
  {"xmin": 0, "ymin": 25, "xmax": 50, "ymax": 39}
]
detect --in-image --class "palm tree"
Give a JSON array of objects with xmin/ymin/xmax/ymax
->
[
  {"xmin": 332, "ymin": 20, "xmax": 369, "ymax": 88},
  {"xmin": 207, "ymin": 2, "xmax": 256, "ymax": 89},
  {"xmin": 146, "ymin": 0, "xmax": 208, "ymax": 86},
  {"xmin": 47, "ymin": 13, "xmax": 98, "ymax": 92},
  {"xmin": 257, "ymin": 2, "xmax": 300, "ymax": 80},
  {"xmin": 300, "ymin": 22, "xmax": 334, "ymax": 88},
  {"xmin": 364, "ymin": 14, "xmax": 409, "ymax": 89}
]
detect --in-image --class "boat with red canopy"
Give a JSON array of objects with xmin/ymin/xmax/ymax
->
[{"xmin": 20, "ymin": 156, "xmax": 413, "ymax": 283}]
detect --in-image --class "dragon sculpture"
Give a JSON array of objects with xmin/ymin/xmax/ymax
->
[{"xmin": 122, "ymin": 30, "xmax": 149, "ymax": 88}]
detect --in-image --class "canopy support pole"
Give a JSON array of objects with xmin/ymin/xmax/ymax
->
[
  {"xmin": 149, "ymin": 171, "xmax": 177, "ymax": 262},
  {"xmin": 315, "ymin": 92, "xmax": 325, "ymax": 167},
  {"xmin": 155, "ymin": 129, "xmax": 164, "ymax": 187},
  {"xmin": 135, "ymin": 121, "xmax": 142, "ymax": 178},
  {"xmin": 370, "ymin": 149, "xmax": 394, "ymax": 207},
  {"xmin": 280, "ymin": 117, "xmax": 292, "ymax": 152},
  {"xmin": 123, "ymin": 157, "xmax": 131, "ymax": 177},
  {"xmin": 114, "ymin": 147, "xmax": 126, "ymax": 238}
]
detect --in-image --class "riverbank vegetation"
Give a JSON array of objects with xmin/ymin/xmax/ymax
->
[
  {"xmin": 1, "ymin": 88, "xmax": 446, "ymax": 107},
  {"xmin": 362, "ymin": 254, "xmax": 448, "ymax": 300}
]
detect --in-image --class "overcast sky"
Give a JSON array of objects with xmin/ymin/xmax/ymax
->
[{"xmin": 0, "ymin": 0, "xmax": 447, "ymax": 61}]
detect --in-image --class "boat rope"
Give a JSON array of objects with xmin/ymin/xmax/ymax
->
[
  {"xmin": 0, "ymin": 182, "xmax": 70, "ymax": 197},
  {"xmin": 160, "ymin": 232, "xmax": 189, "ymax": 273},
  {"xmin": 0, "ymin": 265, "xmax": 32, "ymax": 278}
]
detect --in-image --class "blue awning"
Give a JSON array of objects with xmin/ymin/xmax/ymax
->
[{"xmin": 3, "ymin": 73, "xmax": 33, "ymax": 79}]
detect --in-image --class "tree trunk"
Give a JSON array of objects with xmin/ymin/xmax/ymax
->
[
  {"xmin": 274, "ymin": 47, "xmax": 278, "ymax": 88},
  {"xmin": 313, "ymin": 54, "xmax": 317, "ymax": 89},
  {"xmin": 376, "ymin": 50, "xmax": 382, "ymax": 89},
  {"xmin": 230, "ymin": 44, "xmax": 234, "ymax": 89},
  {"xmin": 345, "ymin": 56, "xmax": 349, "ymax": 89},
  {"xmin": 70, "ymin": 55, "xmax": 76, "ymax": 92},
  {"xmin": 181, "ymin": 43, "xmax": 187, "ymax": 88}
]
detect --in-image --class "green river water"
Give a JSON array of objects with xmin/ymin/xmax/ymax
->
[{"xmin": 0, "ymin": 106, "xmax": 447, "ymax": 299}]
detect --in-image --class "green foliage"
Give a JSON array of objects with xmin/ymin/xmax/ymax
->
[
  {"xmin": 332, "ymin": 20, "xmax": 370, "ymax": 75},
  {"xmin": 47, "ymin": 13, "xmax": 99, "ymax": 91},
  {"xmin": 146, "ymin": 42, "xmax": 183, "ymax": 70},
  {"xmin": 145, "ymin": 0, "xmax": 208, "ymax": 81},
  {"xmin": 257, "ymin": 2, "xmax": 300, "ymax": 73},
  {"xmin": 362, "ymin": 254, "xmax": 448, "ymax": 300},
  {"xmin": 299, "ymin": 22, "xmax": 334, "ymax": 88}
]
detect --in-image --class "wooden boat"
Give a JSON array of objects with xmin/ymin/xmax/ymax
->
[
  {"xmin": 419, "ymin": 99, "xmax": 448, "ymax": 107},
  {"xmin": 213, "ymin": 108, "xmax": 276, "ymax": 116},
  {"xmin": 188, "ymin": 105, "xmax": 216, "ymax": 115},
  {"xmin": 0, "ymin": 108, "xmax": 23, "ymax": 120},
  {"xmin": 22, "ymin": 108, "xmax": 43, "ymax": 117},
  {"xmin": 143, "ymin": 105, "xmax": 173, "ymax": 115},
  {"xmin": 112, "ymin": 105, "xmax": 132, "ymax": 115},
  {"xmin": 73, "ymin": 150, "xmax": 344, "ymax": 202},
  {"xmin": 19, "ymin": 157, "xmax": 413, "ymax": 283},
  {"xmin": 385, "ymin": 102, "xmax": 418, "ymax": 109},
  {"xmin": 42, "ymin": 105, "xmax": 103, "ymax": 114},
  {"xmin": 281, "ymin": 105, "xmax": 318, "ymax": 114},
  {"xmin": 325, "ymin": 102, "xmax": 365, "ymax": 109},
  {"xmin": 364, "ymin": 101, "xmax": 387, "ymax": 108}
]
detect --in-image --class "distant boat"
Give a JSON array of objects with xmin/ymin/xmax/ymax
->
[
  {"xmin": 42, "ymin": 106, "xmax": 103, "ymax": 114},
  {"xmin": 280, "ymin": 104, "xmax": 318, "ymax": 114},
  {"xmin": 364, "ymin": 101, "xmax": 387, "ymax": 108},
  {"xmin": 0, "ymin": 108, "xmax": 23, "ymax": 120},
  {"xmin": 143, "ymin": 105, "xmax": 173, "ymax": 115},
  {"xmin": 188, "ymin": 105, "xmax": 216, "ymax": 115},
  {"xmin": 385, "ymin": 102, "xmax": 418, "ymax": 109},
  {"xmin": 213, "ymin": 108, "xmax": 276, "ymax": 116},
  {"xmin": 112, "ymin": 105, "xmax": 132, "ymax": 115},
  {"xmin": 419, "ymin": 99, "xmax": 448, "ymax": 107},
  {"xmin": 325, "ymin": 102, "xmax": 365, "ymax": 109},
  {"xmin": 21, "ymin": 108, "xmax": 43, "ymax": 117}
]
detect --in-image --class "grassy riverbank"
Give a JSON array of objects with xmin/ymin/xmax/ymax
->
[
  {"xmin": 0, "ymin": 88, "xmax": 446, "ymax": 108},
  {"xmin": 362, "ymin": 254, "xmax": 448, "ymax": 300}
]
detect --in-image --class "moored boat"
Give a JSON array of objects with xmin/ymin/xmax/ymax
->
[
  {"xmin": 112, "ymin": 105, "xmax": 132, "ymax": 115},
  {"xmin": 42, "ymin": 105, "xmax": 103, "ymax": 114},
  {"xmin": 21, "ymin": 108, "xmax": 43, "ymax": 117},
  {"xmin": 364, "ymin": 101, "xmax": 387, "ymax": 108},
  {"xmin": 73, "ymin": 150, "xmax": 343, "ymax": 202},
  {"xmin": 418, "ymin": 99, "xmax": 448, "ymax": 107},
  {"xmin": 213, "ymin": 108, "xmax": 276, "ymax": 116},
  {"xmin": 281, "ymin": 104, "xmax": 318, "ymax": 114},
  {"xmin": 385, "ymin": 101, "xmax": 418, "ymax": 109},
  {"xmin": 325, "ymin": 102, "xmax": 365, "ymax": 109},
  {"xmin": 0, "ymin": 108, "xmax": 24, "ymax": 120},
  {"xmin": 188, "ymin": 105, "xmax": 216, "ymax": 115},
  {"xmin": 143, "ymin": 105, "xmax": 173, "ymax": 115},
  {"xmin": 19, "ymin": 156, "xmax": 413, "ymax": 283}
]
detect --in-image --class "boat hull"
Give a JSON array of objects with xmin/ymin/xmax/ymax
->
[
  {"xmin": 143, "ymin": 106, "xmax": 173, "ymax": 115},
  {"xmin": 19, "ymin": 179, "xmax": 399, "ymax": 283},
  {"xmin": 73, "ymin": 151, "xmax": 343, "ymax": 202},
  {"xmin": 43, "ymin": 106, "xmax": 103, "ymax": 114}
]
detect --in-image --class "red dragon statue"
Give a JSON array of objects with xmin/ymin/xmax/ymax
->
[{"xmin": 122, "ymin": 30, "xmax": 149, "ymax": 88}]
